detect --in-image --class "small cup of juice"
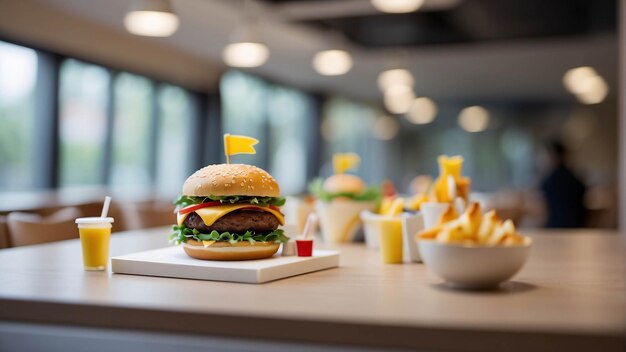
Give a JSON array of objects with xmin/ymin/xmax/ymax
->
[
  {"xmin": 75, "ymin": 217, "xmax": 114, "ymax": 271},
  {"xmin": 378, "ymin": 217, "xmax": 403, "ymax": 264}
]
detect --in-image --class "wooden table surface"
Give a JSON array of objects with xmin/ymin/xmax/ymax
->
[{"xmin": 0, "ymin": 227, "xmax": 624, "ymax": 351}]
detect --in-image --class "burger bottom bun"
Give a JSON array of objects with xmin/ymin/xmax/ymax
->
[{"xmin": 183, "ymin": 239, "xmax": 280, "ymax": 261}]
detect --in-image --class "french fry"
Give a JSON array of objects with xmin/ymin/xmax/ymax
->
[
  {"xmin": 379, "ymin": 196, "xmax": 395, "ymax": 215},
  {"xmin": 486, "ymin": 219, "xmax": 515, "ymax": 246},
  {"xmin": 502, "ymin": 235, "xmax": 525, "ymax": 246},
  {"xmin": 456, "ymin": 177, "xmax": 471, "ymax": 202},
  {"xmin": 385, "ymin": 197, "xmax": 405, "ymax": 216},
  {"xmin": 417, "ymin": 198, "xmax": 527, "ymax": 247},
  {"xmin": 477, "ymin": 210, "xmax": 500, "ymax": 244},
  {"xmin": 438, "ymin": 205, "xmax": 458, "ymax": 225},
  {"xmin": 407, "ymin": 193, "xmax": 429, "ymax": 211},
  {"xmin": 456, "ymin": 213, "xmax": 474, "ymax": 241},
  {"xmin": 465, "ymin": 202, "xmax": 482, "ymax": 236},
  {"xmin": 436, "ymin": 221, "xmax": 465, "ymax": 243},
  {"xmin": 416, "ymin": 224, "xmax": 443, "ymax": 240}
]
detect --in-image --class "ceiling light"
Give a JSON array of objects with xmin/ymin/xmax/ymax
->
[
  {"xmin": 371, "ymin": 0, "xmax": 424, "ymax": 13},
  {"xmin": 377, "ymin": 68, "xmax": 414, "ymax": 92},
  {"xmin": 373, "ymin": 115, "xmax": 400, "ymax": 140},
  {"xmin": 562, "ymin": 66, "xmax": 609, "ymax": 104},
  {"xmin": 563, "ymin": 66, "xmax": 598, "ymax": 94},
  {"xmin": 575, "ymin": 75, "xmax": 609, "ymax": 104},
  {"xmin": 407, "ymin": 97, "xmax": 437, "ymax": 124},
  {"xmin": 124, "ymin": 0, "xmax": 179, "ymax": 37},
  {"xmin": 223, "ymin": 42, "xmax": 269, "ymax": 68},
  {"xmin": 312, "ymin": 50, "xmax": 353, "ymax": 76},
  {"xmin": 383, "ymin": 84, "xmax": 416, "ymax": 114},
  {"xmin": 458, "ymin": 106, "xmax": 489, "ymax": 133}
]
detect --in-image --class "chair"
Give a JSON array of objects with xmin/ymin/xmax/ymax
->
[
  {"xmin": 0, "ymin": 216, "xmax": 9, "ymax": 249},
  {"xmin": 123, "ymin": 200, "xmax": 176, "ymax": 230},
  {"xmin": 7, "ymin": 207, "xmax": 82, "ymax": 247}
]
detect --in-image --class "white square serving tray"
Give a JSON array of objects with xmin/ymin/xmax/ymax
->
[{"xmin": 111, "ymin": 246, "xmax": 340, "ymax": 284}]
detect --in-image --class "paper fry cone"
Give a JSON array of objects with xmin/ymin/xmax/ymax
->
[{"xmin": 316, "ymin": 200, "xmax": 376, "ymax": 243}]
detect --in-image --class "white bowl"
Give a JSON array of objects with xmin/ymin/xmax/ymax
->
[{"xmin": 418, "ymin": 238, "xmax": 532, "ymax": 289}]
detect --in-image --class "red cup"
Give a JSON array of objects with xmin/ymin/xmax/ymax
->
[{"xmin": 296, "ymin": 239, "xmax": 313, "ymax": 257}]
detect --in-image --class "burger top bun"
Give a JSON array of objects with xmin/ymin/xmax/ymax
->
[
  {"xmin": 183, "ymin": 164, "xmax": 280, "ymax": 197},
  {"xmin": 323, "ymin": 174, "xmax": 366, "ymax": 194}
]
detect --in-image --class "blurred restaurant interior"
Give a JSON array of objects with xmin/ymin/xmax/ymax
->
[
  {"xmin": 0, "ymin": 0, "xmax": 623, "ymax": 232},
  {"xmin": 0, "ymin": 0, "xmax": 625, "ymax": 350}
]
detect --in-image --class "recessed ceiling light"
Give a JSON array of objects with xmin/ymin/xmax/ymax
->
[
  {"xmin": 575, "ymin": 76, "xmax": 609, "ymax": 104},
  {"xmin": 312, "ymin": 50, "xmax": 353, "ymax": 76},
  {"xmin": 124, "ymin": 0, "xmax": 179, "ymax": 37},
  {"xmin": 407, "ymin": 97, "xmax": 437, "ymax": 124},
  {"xmin": 377, "ymin": 68, "xmax": 414, "ymax": 92},
  {"xmin": 383, "ymin": 84, "xmax": 416, "ymax": 114},
  {"xmin": 371, "ymin": 0, "xmax": 425, "ymax": 13},
  {"xmin": 223, "ymin": 42, "xmax": 270, "ymax": 68},
  {"xmin": 458, "ymin": 106, "xmax": 489, "ymax": 132},
  {"xmin": 562, "ymin": 66, "xmax": 609, "ymax": 104},
  {"xmin": 563, "ymin": 66, "xmax": 598, "ymax": 94}
]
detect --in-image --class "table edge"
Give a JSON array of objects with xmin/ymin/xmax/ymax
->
[{"xmin": 1, "ymin": 298, "xmax": 623, "ymax": 352}]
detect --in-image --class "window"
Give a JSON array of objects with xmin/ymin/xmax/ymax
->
[
  {"xmin": 58, "ymin": 59, "xmax": 109, "ymax": 187},
  {"xmin": 267, "ymin": 86, "xmax": 314, "ymax": 195},
  {"xmin": 321, "ymin": 97, "xmax": 381, "ymax": 183},
  {"xmin": 221, "ymin": 71, "xmax": 315, "ymax": 194},
  {"xmin": 156, "ymin": 84, "xmax": 192, "ymax": 196},
  {"xmin": 221, "ymin": 71, "xmax": 268, "ymax": 167},
  {"xmin": 0, "ymin": 41, "xmax": 38, "ymax": 191},
  {"xmin": 110, "ymin": 72, "xmax": 153, "ymax": 187},
  {"xmin": 0, "ymin": 42, "xmax": 199, "ymax": 194}
]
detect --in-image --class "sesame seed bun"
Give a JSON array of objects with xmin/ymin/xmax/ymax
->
[
  {"xmin": 183, "ymin": 239, "xmax": 280, "ymax": 260},
  {"xmin": 323, "ymin": 174, "xmax": 366, "ymax": 194},
  {"xmin": 182, "ymin": 164, "xmax": 280, "ymax": 197}
]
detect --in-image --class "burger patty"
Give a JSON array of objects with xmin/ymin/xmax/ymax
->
[{"xmin": 183, "ymin": 210, "xmax": 280, "ymax": 234}]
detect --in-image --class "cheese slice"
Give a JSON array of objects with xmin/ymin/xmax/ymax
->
[
  {"xmin": 202, "ymin": 240, "xmax": 216, "ymax": 247},
  {"xmin": 177, "ymin": 204, "xmax": 285, "ymax": 227}
]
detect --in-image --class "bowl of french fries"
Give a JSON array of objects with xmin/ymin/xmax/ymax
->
[
  {"xmin": 416, "ymin": 202, "xmax": 531, "ymax": 289},
  {"xmin": 361, "ymin": 196, "xmax": 405, "ymax": 249}
]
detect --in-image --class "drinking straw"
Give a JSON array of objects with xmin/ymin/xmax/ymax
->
[
  {"xmin": 302, "ymin": 213, "xmax": 319, "ymax": 239},
  {"xmin": 100, "ymin": 196, "xmax": 112, "ymax": 218},
  {"xmin": 447, "ymin": 174, "xmax": 457, "ymax": 201}
]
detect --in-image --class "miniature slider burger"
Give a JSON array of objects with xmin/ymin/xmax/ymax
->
[{"xmin": 170, "ymin": 164, "xmax": 288, "ymax": 260}]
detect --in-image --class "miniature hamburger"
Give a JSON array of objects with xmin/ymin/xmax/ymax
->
[
  {"xmin": 309, "ymin": 173, "xmax": 381, "ymax": 243},
  {"xmin": 170, "ymin": 164, "xmax": 287, "ymax": 260}
]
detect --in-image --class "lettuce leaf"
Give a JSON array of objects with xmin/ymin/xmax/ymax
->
[
  {"xmin": 169, "ymin": 225, "xmax": 288, "ymax": 245},
  {"xmin": 308, "ymin": 178, "xmax": 382, "ymax": 203},
  {"xmin": 173, "ymin": 195, "xmax": 286, "ymax": 212}
]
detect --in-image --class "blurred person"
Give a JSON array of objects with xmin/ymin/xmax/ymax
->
[{"xmin": 540, "ymin": 140, "xmax": 586, "ymax": 228}]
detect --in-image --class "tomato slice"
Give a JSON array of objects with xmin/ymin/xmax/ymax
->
[
  {"xmin": 179, "ymin": 201, "xmax": 222, "ymax": 215},
  {"xmin": 269, "ymin": 205, "xmax": 281, "ymax": 212}
]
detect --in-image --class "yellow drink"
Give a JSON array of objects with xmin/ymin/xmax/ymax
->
[
  {"xmin": 76, "ymin": 217, "xmax": 114, "ymax": 271},
  {"xmin": 378, "ymin": 217, "xmax": 403, "ymax": 264}
]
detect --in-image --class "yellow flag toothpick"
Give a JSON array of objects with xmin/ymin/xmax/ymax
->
[
  {"xmin": 223, "ymin": 133, "xmax": 259, "ymax": 164},
  {"xmin": 333, "ymin": 153, "xmax": 360, "ymax": 174}
]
